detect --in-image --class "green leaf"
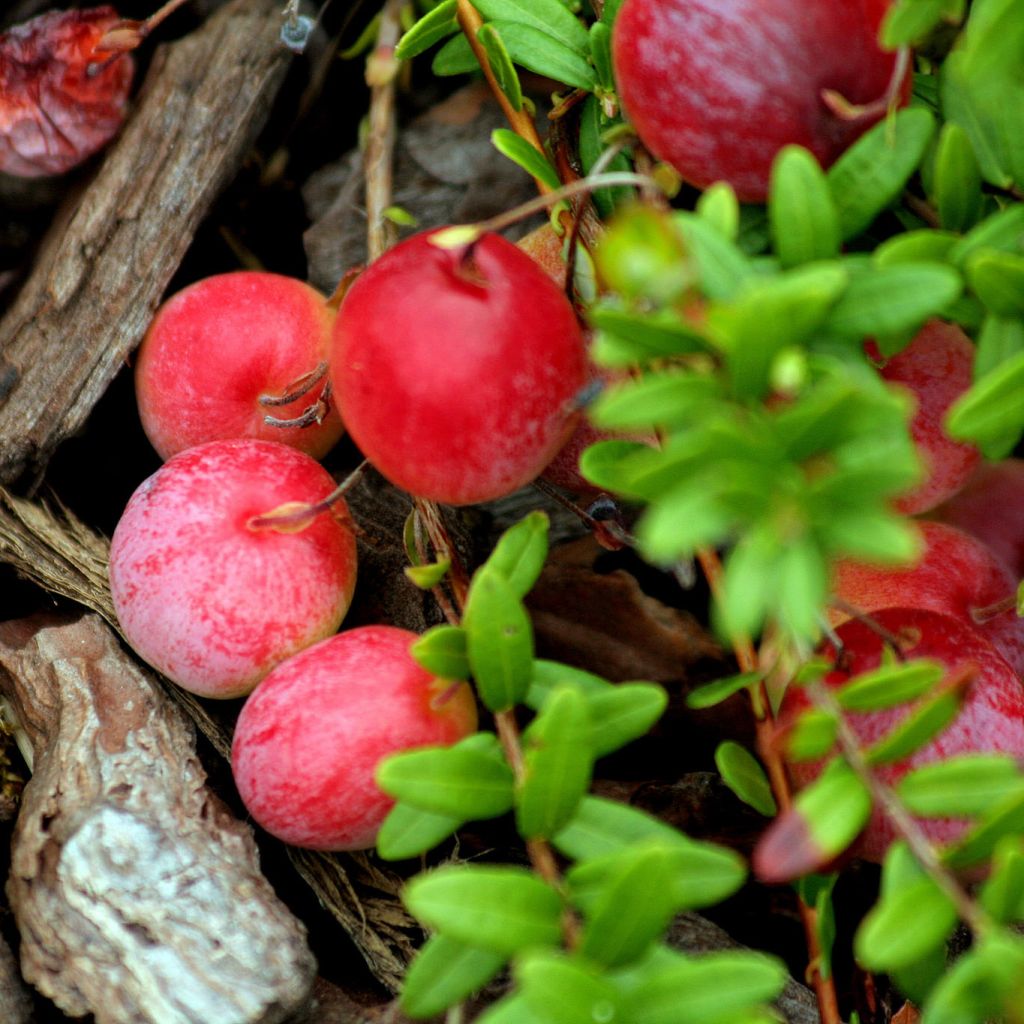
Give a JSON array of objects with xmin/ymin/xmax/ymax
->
[
  {"xmin": 400, "ymin": 934, "xmax": 506, "ymax": 1018},
  {"xmin": 922, "ymin": 931, "xmax": 1024, "ymax": 1024},
  {"xmin": 484, "ymin": 511, "xmax": 550, "ymax": 599},
  {"xmin": 948, "ymin": 203, "xmax": 1024, "ymax": 267},
  {"xmin": 821, "ymin": 263, "xmax": 962, "ymax": 340},
  {"xmin": 473, "ymin": 993, "xmax": 545, "ymax": 1024},
  {"xmin": 715, "ymin": 741, "xmax": 777, "ymax": 817},
  {"xmin": 769, "ymin": 145, "xmax": 841, "ymax": 267},
  {"xmin": 491, "ymin": 21, "xmax": 597, "ymax": 89},
  {"xmin": 517, "ymin": 686, "xmax": 594, "ymax": 839},
  {"xmin": 588, "ymin": 21, "xmax": 614, "ymax": 90},
  {"xmin": 775, "ymin": 537, "xmax": 829, "ymax": 640},
  {"xmin": 464, "ymin": 566, "xmax": 534, "ymax": 712},
  {"xmin": 934, "ymin": 121, "xmax": 985, "ymax": 231},
  {"xmin": 554, "ymin": 799, "xmax": 747, "ymax": 908},
  {"xmin": 404, "ymin": 557, "xmax": 451, "ymax": 589},
  {"xmin": 491, "ymin": 129, "xmax": 560, "ymax": 191},
  {"xmin": 403, "ymin": 866, "xmax": 563, "ymax": 955},
  {"xmin": 974, "ymin": 313, "xmax": 1024, "ymax": 378},
  {"xmin": 567, "ymin": 839, "xmax": 746, "ymax": 921},
  {"xmin": 474, "ymin": 0, "xmax": 590, "ymax": 54},
  {"xmin": 881, "ymin": 0, "xmax": 954, "ymax": 46},
  {"xmin": 855, "ymin": 874, "xmax": 958, "ymax": 972},
  {"xmin": 517, "ymin": 953, "xmax": 621, "ymax": 1024},
  {"xmin": 697, "ymin": 182, "xmax": 740, "ymax": 241},
  {"xmin": 375, "ymin": 802, "xmax": 462, "ymax": 861},
  {"xmin": 432, "ymin": 32, "xmax": 478, "ymax": 75},
  {"xmin": 526, "ymin": 660, "xmax": 609, "ymax": 708},
  {"xmin": 836, "ymin": 659, "xmax": 945, "ymax": 711},
  {"xmin": 943, "ymin": 787, "xmax": 1024, "ymax": 869},
  {"xmin": 897, "ymin": 754, "xmax": 1024, "ymax": 817},
  {"xmin": 578, "ymin": 96, "xmax": 632, "ymax": 218},
  {"xmin": 673, "ymin": 213, "xmax": 753, "ymax": 299},
  {"xmin": 411, "ymin": 624, "xmax": 470, "ymax": 680},
  {"xmin": 784, "ymin": 708, "xmax": 840, "ymax": 762},
  {"xmin": 946, "ymin": 350, "xmax": 1024, "ymax": 446},
  {"xmin": 478, "ymin": 24, "xmax": 523, "ymax": 111},
  {"xmin": 376, "ymin": 743, "xmax": 515, "ymax": 818},
  {"xmin": 864, "ymin": 687, "xmax": 964, "ymax": 767},
  {"xmin": 980, "ymin": 837, "xmax": 1024, "ymax": 924},
  {"xmin": 827, "ymin": 107, "xmax": 936, "ymax": 239},
  {"xmin": 553, "ymin": 795, "xmax": 690, "ymax": 861},
  {"xmin": 874, "ymin": 229, "xmax": 959, "ymax": 267},
  {"xmin": 590, "ymin": 371, "xmax": 720, "ymax": 431},
  {"xmin": 395, "ymin": 0, "xmax": 458, "ymax": 60},
  {"xmin": 754, "ymin": 759, "xmax": 872, "ymax": 882},
  {"xmin": 577, "ymin": 439, "xmax": 655, "ymax": 497},
  {"xmin": 597, "ymin": 207, "xmax": 693, "ymax": 305},
  {"xmin": 588, "ymin": 305, "xmax": 709, "ymax": 363},
  {"xmin": 584, "ymin": 683, "xmax": 668, "ymax": 757},
  {"xmin": 686, "ymin": 671, "xmax": 762, "ymax": 710},
  {"xmin": 617, "ymin": 949, "xmax": 788, "ymax": 1024},
  {"xmin": 574, "ymin": 844, "xmax": 682, "ymax": 966},
  {"xmin": 709, "ymin": 262, "xmax": 849, "ymax": 399},
  {"xmin": 965, "ymin": 249, "xmax": 1024, "ymax": 316}
]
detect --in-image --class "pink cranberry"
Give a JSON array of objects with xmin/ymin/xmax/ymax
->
[
  {"xmin": 869, "ymin": 320, "xmax": 981, "ymax": 515},
  {"xmin": 785, "ymin": 608, "xmax": 1024, "ymax": 862},
  {"xmin": 612, "ymin": 0, "xmax": 907, "ymax": 202},
  {"xmin": 231, "ymin": 625, "xmax": 478, "ymax": 851},
  {"xmin": 330, "ymin": 230, "xmax": 587, "ymax": 505},
  {"xmin": 135, "ymin": 272, "xmax": 342, "ymax": 461},
  {"xmin": 831, "ymin": 521, "xmax": 1024, "ymax": 677},
  {"xmin": 109, "ymin": 439, "xmax": 357, "ymax": 699}
]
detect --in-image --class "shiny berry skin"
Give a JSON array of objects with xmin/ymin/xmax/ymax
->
[
  {"xmin": 869, "ymin": 320, "xmax": 980, "ymax": 515},
  {"xmin": 0, "ymin": 7, "xmax": 134, "ymax": 177},
  {"xmin": 612, "ymin": 0, "xmax": 905, "ymax": 202},
  {"xmin": 135, "ymin": 272, "xmax": 342, "ymax": 461},
  {"xmin": 109, "ymin": 439, "xmax": 358, "ymax": 699},
  {"xmin": 231, "ymin": 625, "xmax": 478, "ymax": 851},
  {"xmin": 831, "ymin": 521, "xmax": 1024, "ymax": 677},
  {"xmin": 330, "ymin": 230, "xmax": 587, "ymax": 505}
]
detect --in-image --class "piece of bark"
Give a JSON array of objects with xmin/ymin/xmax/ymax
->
[
  {"xmin": 0, "ymin": 926, "xmax": 34, "ymax": 1024},
  {"xmin": 0, "ymin": 613, "xmax": 316, "ymax": 1024},
  {"xmin": 667, "ymin": 913, "xmax": 821, "ymax": 1024},
  {"xmin": 0, "ymin": 0, "xmax": 291, "ymax": 488},
  {"xmin": 525, "ymin": 563, "xmax": 722, "ymax": 682}
]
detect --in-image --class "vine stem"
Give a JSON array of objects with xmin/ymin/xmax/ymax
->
[
  {"xmin": 361, "ymin": 0, "xmax": 471, "ymax": 622},
  {"xmin": 695, "ymin": 547, "xmax": 842, "ymax": 1024},
  {"xmin": 806, "ymin": 677, "xmax": 992, "ymax": 938},
  {"xmin": 455, "ymin": 0, "xmax": 552, "ymax": 195}
]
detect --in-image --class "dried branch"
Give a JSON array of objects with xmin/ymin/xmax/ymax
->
[
  {"xmin": 0, "ymin": 613, "xmax": 316, "ymax": 1024},
  {"xmin": 0, "ymin": 0, "xmax": 291, "ymax": 488}
]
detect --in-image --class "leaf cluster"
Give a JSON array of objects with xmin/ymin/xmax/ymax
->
[{"xmin": 375, "ymin": 514, "xmax": 783, "ymax": 1021}]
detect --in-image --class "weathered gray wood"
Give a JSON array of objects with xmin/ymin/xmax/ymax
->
[
  {"xmin": 0, "ymin": 0, "xmax": 291, "ymax": 487},
  {"xmin": 0, "ymin": 613, "xmax": 316, "ymax": 1024}
]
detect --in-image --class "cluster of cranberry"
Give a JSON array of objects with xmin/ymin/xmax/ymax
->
[{"xmin": 108, "ymin": 231, "xmax": 588, "ymax": 850}]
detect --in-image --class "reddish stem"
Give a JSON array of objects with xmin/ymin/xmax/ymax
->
[{"xmin": 696, "ymin": 547, "xmax": 842, "ymax": 1024}]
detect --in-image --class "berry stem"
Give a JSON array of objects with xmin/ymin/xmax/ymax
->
[
  {"xmin": 806, "ymin": 677, "xmax": 992, "ymax": 938},
  {"xmin": 696, "ymin": 546, "xmax": 842, "ymax": 1024},
  {"xmin": 454, "ymin": 0, "xmax": 552, "ymax": 195},
  {"xmin": 364, "ymin": 0, "xmax": 403, "ymax": 260}
]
